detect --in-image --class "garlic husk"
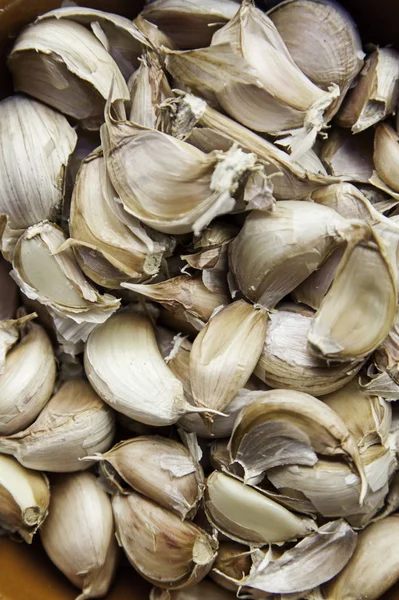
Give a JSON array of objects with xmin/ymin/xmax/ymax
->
[
  {"xmin": 189, "ymin": 300, "xmax": 267, "ymax": 418},
  {"xmin": 308, "ymin": 228, "xmax": 397, "ymax": 362},
  {"xmin": 358, "ymin": 184, "xmax": 399, "ymax": 214},
  {"xmin": 0, "ymin": 321, "xmax": 56, "ymax": 436},
  {"xmin": 41, "ymin": 471, "xmax": 118, "ymax": 600},
  {"xmin": 0, "ymin": 257, "xmax": 19, "ymax": 320},
  {"xmin": 164, "ymin": 1, "xmax": 339, "ymax": 157},
  {"xmin": 112, "ymin": 491, "xmax": 217, "ymax": 589},
  {"xmin": 11, "ymin": 221, "xmax": 120, "ymax": 346},
  {"xmin": 361, "ymin": 368, "xmax": 399, "ymax": 401},
  {"xmin": 311, "ymin": 181, "xmax": 374, "ymax": 221},
  {"xmin": 336, "ymin": 46, "xmax": 399, "ymax": 133},
  {"xmin": 142, "ymin": 0, "xmax": 240, "ymax": 49},
  {"xmin": 254, "ymin": 306, "xmax": 363, "ymax": 396},
  {"xmin": 102, "ymin": 99, "xmax": 273, "ymax": 235},
  {"xmin": 323, "ymin": 516, "xmax": 399, "ymax": 600},
  {"xmin": 0, "ymin": 314, "xmax": 34, "ymax": 374},
  {"xmin": 70, "ymin": 148, "xmax": 170, "ymax": 288},
  {"xmin": 229, "ymin": 389, "xmax": 368, "ymax": 500},
  {"xmin": 37, "ymin": 6, "xmax": 150, "ymax": 80},
  {"xmin": 374, "ymin": 309, "xmax": 399, "ymax": 384},
  {"xmin": 8, "ymin": 19, "xmax": 130, "ymax": 130},
  {"xmin": 320, "ymin": 127, "xmax": 374, "ymax": 183},
  {"xmin": 210, "ymin": 541, "xmax": 252, "ymax": 592},
  {"xmin": 128, "ymin": 51, "xmax": 173, "ymax": 127},
  {"xmin": 0, "ymin": 379, "xmax": 115, "ymax": 472},
  {"xmin": 373, "ymin": 122, "xmax": 399, "ymax": 193},
  {"xmin": 0, "ymin": 95, "xmax": 77, "ymax": 231},
  {"xmin": 205, "ymin": 471, "xmax": 316, "ymax": 546},
  {"xmin": 85, "ymin": 311, "xmax": 207, "ymax": 426},
  {"xmin": 267, "ymin": 0, "xmax": 364, "ymax": 102},
  {"xmin": 88, "ymin": 435, "xmax": 204, "ymax": 519},
  {"xmin": 133, "ymin": 15, "xmax": 176, "ymax": 50},
  {"xmin": 151, "ymin": 580, "xmax": 237, "ymax": 600},
  {"xmin": 0, "ymin": 454, "xmax": 49, "ymax": 543},
  {"xmin": 228, "ymin": 202, "xmax": 352, "ymax": 309},
  {"xmin": 122, "ymin": 275, "xmax": 230, "ymax": 326}
]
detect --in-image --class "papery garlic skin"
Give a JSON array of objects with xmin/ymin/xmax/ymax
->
[
  {"xmin": 41, "ymin": 471, "xmax": 118, "ymax": 600},
  {"xmin": 373, "ymin": 123, "xmax": 399, "ymax": 193},
  {"xmin": 150, "ymin": 580, "xmax": 237, "ymax": 600}
]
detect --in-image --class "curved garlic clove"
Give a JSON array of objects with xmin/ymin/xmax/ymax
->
[
  {"xmin": 228, "ymin": 202, "xmax": 351, "ymax": 308},
  {"xmin": 0, "ymin": 379, "xmax": 115, "ymax": 472},
  {"xmin": 0, "ymin": 321, "xmax": 56, "ymax": 436},
  {"xmin": 323, "ymin": 516, "xmax": 399, "ymax": 600},
  {"xmin": 8, "ymin": 19, "xmax": 129, "ymax": 130},
  {"xmin": 164, "ymin": 1, "xmax": 339, "ymax": 157},
  {"xmin": 70, "ymin": 148, "xmax": 169, "ymax": 288},
  {"xmin": 41, "ymin": 471, "xmax": 118, "ymax": 600},
  {"xmin": 254, "ymin": 305, "xmax": 363, "ymax": 395},
  {"xmin": 142, "ymin": 0, "xmax": 240, "ymax": 49},
  {"xmin": 88, "ymin": 435, "xmax": 204, "ymax": 519},
  {"xmin": 205, "ymin": 471, "xmax": 316, "ymax": 546},
  {"xmin": 373, "ymin": 122, "xmax": 399, "ymax": 193},
  {"xmin": 0, "ymin": 95, "xmax": 77, "ymax": 232},
  {"xmin": 336, "ymin": 46, "xmax": 399, "ymax": 133},
  {"xmin": 0, "ymin": 257, "xmax": 19, "ymax": 321},
  {"xmin": 210, "ymin": 541, "xmax": 252, "ymax": 592},
  {"xmin": 308, "ymin": 229, "xmax": 397, "ymax": 362},
  {"xmin": 112, "ymin": 491, "xmax": 217, "ymax": 589},
  {"xmin": 320, "ymin": 127, "xmax": 374, "ymax": 182},
  {"xmin": 229, "ymin": 388, "xmax": 367, "ymax": 500},
  {"xmin": 0, "ymin": 454, "xmax": 49, "ymax": 543},
  {"xmin": 189, "ymin": 301, "xmax": 267, "ymax": 418}
]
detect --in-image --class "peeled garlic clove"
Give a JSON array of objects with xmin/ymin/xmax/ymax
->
[
  {"xmin": 373, "ymin": 122, "xmax": 399, "ymax": 193},
  {"xmin": 254, "ymin": 306, "xmax": 362, "ymax": 396},
  {"xmin": 189, "ymin": 300, "xmax": 267, "ymax": 417},
  {"xmin": 0, "ymin": 454, "xmax": 49, "ymax": 543},
  {"xmin": 0, "ymin": 379, "xmax": 115, "ymax": 472},
  {"xmin": 123, "ymin": 276, "xmax": 229, "ymax": 327},
  {"xmin": 8, "ymin": 19, "xmax": 130, "ymax": 130},
  {"xmin": 164, "ymin": 2, "xmax": 339, "ymax": 157},
  {"xmin": 151, "ymin": 580, "xmax": 237, "ymax": 600},
  {"xmin": 11, "ymin": 221, "xmax": 120, "ymax": 346},
  {"xmin": 323, "ymin": 516, "xmax": 399, "ymax": 600},
  {"xmin": 229, "ymin": 389, "xmax": 367, "ymax": 499},
  {"xmin": 0, "ymin": 321, "xmax": 56, "ymax": 436},
  {"xmin": 308, "ymin": 230, "xmax": 397, "ymax": 361},
  {"xmin": 0, "ymin": 95, "xmax": 77, "ymax": 232},
  {"xmin": 0, "ymin": 257, "xmax": 19, "ymax": 321},
  {"xmin": 211, "ymin": 541, "xmax": 251, "ymax": 592},
  {"xmin": 112, "ymin": 491, "xmax": 217, "ymax": 589},
  {"xmin": 70, "ymin": 148, "xmax": 169, "ymax": 288},
  {"xmin": 41, "ymin": 471, "xmax": 118, "ymax": 600},
  {"xmin": 142, "ymin": 0, "xmax": 240, "ymax": 49},
  {"xmin": 205, "ymin": 471, "xmax": 316, "ymax": 546},
  {"xmin": 320, "ymin": 127, "xmax": 374, "ymax": 182},
  {"xmin": 85, "ymin": 311, "xmax": 204, "ymax": 426},
  {"xmin": 89, "ymin": 436, "xmax": 204, "ymax": 519},
  {"xmin": 336, "ymin": 47, "xmax": 399, "ymax": 133},
  {"xmin": 243, "ymin": 520, "xmax": 356, "ymax": 595},
  {"xmin": 229, "ymin": 202, "xmax": 351, "ymax": 308},
  {"xmin": 37, "ymin": 6, "xmax": 150, "ymax": 80}
]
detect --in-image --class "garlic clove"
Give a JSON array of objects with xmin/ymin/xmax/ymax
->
[
  {"xmin": 205, "ymin": 471, "xmax": 316, "ymax": 546},
  {"xmin": 373, "ymin": 122, "xmax": 399, "ymax": 193},
  {"xmin": 41, "ymin": 471, "xmax": 118, "ymax": 600},
  {"xmin": 112, "ymin": 491, "xmax": 217, "ymax": 589},
  {"xmin": 0, "ymin": 379, "xmax": 115, "ymax": 472},
  {"xmin": 0, "ymin": 454, "xmax": 49, "ymax": 543},
  {"xmin": 210, "ymin": 541, "xmax": 252, "ymax": 592},
  {"xmin": 320, "ymin": 127, "xmax": 374, "ymax": 183},
  {"xmin": 150, "ymin": 580, "xmax": 237, "ymax": 600}
]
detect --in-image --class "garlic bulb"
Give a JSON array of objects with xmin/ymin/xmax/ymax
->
[
  {"xmin": 323, "ymin": 516, "xmax": 399, "ymax": 600},
  {"xmin": 0, "ymin": 257, "xmax": 18, "ymax": 320},
  {"xmin": 189, "ymin": 301, "xmax": 267, "ymax": 418},
  {"xmin": 336, "ymin": 46, "xmax": 399, "ymax": 133},
  {"xmin": 254, "ymin": 305, "xmax": 363, "ymax": 396},
  {"xmin": 0, "ymin": 320, "xmax": 56, "ymax": 435},
  {"xmin": 229, "ymin": 389, "xmax": 367, "ymax": 499},
  {"xmin": 0, "ymin": 379, "xmax": 115, "ymax": 472},
  {"xmin": 11, "ymin": 222, "xmax": 120, "ymax": 347},
  {"xmin": 142, "ymin": 0, "xmax": 240, "ymax": 49},
  {"xmin": 205, "ymin": 471, "xmax": 316, "ymax": 546},
  {"xmin": 85, "ymin": 311, "xmax": 206, "ymax": 426},
  {"xmin": 70, "ymin": 149, "xmax": 170, "ymax": 288},
  {"xmin": 102, "ymin": 100, "xmax": 272, "ymax": 235},
  {"xmin": 0, "ymin": 454, "xmax": 49, "ymax": 543},
  {"xmin": 228, "ymin": 202, "xmax": 351, "ymax": 308},
  {"xmin": 41, "ymin": 471, "xmax": 118, "ymax": 600},
  {"xmin": 0, "ymin": 95, "xmax": 76, "ymax": 242},
  {"xmin": 165, "ymin": 1, "xmax": 339, "ymax": 157},
  {"xmin": 89, "ymin": 436, "xmax": 204, "ymax": 519},
  {"xmin": 373, "ymin": 122, "xmax": 399, "ymax": 193},
  {"xmin": 151, "ymin": 580, "xmax": 237, "ymax": 600},
  {"xmin": 8, "ymin": 18, "xmax": 130, "ymax": 130},
  {"xmin": 112, "ymin": 491, "xmax": 217, "ymax": 589}
]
